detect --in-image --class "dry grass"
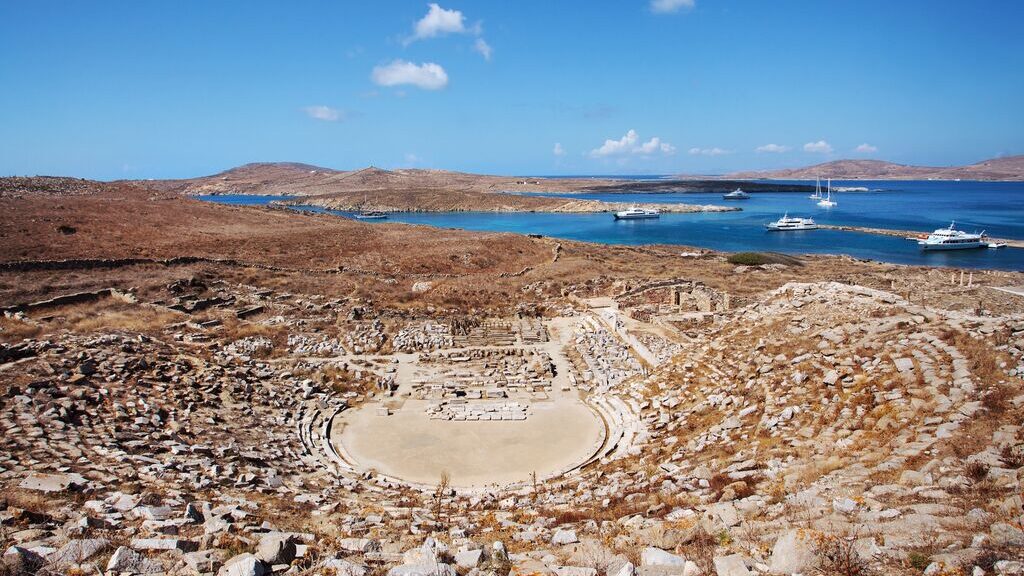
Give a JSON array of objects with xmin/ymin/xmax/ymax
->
[
  {"xmin": 70, "ymin": 306, "xmax": 183, "ymax": 334},
  {"xmin": 812, "ymin": 531, "xmax": 875, "ymax": 576},
  {"xmin": 1, "ymin": 487, "xmax": 63, "ymax": 518},
  {"xmin": 25, "ymin": 299, "xmax": 185, "ymax": 336},
  {"xmin": 964, "ymin": 461, "xmax": 990, "ymax": 483},
  {"xmin": 219, "ymin": 316, "xmax": 291, "ymax": 357},
  {"xmin": 0, "ymin": 316, "xmax": 42, "ymax": 343},
  {"xmin": 679, "ymin": 526, "xmax": 717, "ymax": 576},
  {"xmin": 940, "ymin": 329, "xmax": 1007, "ymax": 387},
  {"xmin": 1001, "ymin": 444, "xmax": 1024, "ymax": 469}
]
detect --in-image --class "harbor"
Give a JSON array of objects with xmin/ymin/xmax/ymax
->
[{"xmin": 203, "ymin": 178, "xmax": 1024, "ymax": 270}]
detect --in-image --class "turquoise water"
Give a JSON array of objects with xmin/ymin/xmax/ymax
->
[{"xmin": 198, "ymin": 180, "xmax": 1024, "ymax": 271}]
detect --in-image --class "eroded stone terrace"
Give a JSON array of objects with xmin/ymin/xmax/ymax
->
[{"xmin": 1, "ymin": 275, "xmax": 1023, "ymax": 576}]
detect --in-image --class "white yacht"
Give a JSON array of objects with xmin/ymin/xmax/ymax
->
[
  {"xmin": 809, "ymin": 177, "xmax": 823, "ymax": 200},
  {"xmin": 614, "ymin": 206, "xmax": 660, "ymax": 220},
  {"xmin": 918, "ymin": 222, "xmax": 986, "ymax": 250},
  {"xmin": 817, "ymin": 178, "xmax": 837, "ymax": 208},
  {"xmin": 722, "ymin": 188, "xmax": 751, "ymax": 200},
  {"xmin": 766, "ymin": 213, "xmax": 818, "ymax": 231}
]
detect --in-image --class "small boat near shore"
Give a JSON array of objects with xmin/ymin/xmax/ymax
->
[
  {"xmin": 766, "ymin": 213, "xmax": 818, "ymax": 231},
  {"xmin": 988, "ymin": 242, "xmax": 1007, "ymax": 249},
  {"xmin": 918, "ymin": 221, "xmax": 986, "ymax": 250},
  {"xmin": 722, "ymin": 188, "xmax": 750, "ymax": 200},
  {"xmin": 354, "ymin": 194, "xmax": 388, "ymax": 219},
  {"xmin": 614, "ymin": 206, "xmax": 660, "ymax": 220}
]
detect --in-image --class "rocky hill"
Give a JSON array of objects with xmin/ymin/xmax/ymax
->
[
  {"xmin": 141, "ymin": 163, "xmax": 622, "ymax": 197},
  {"xmin": 139, "ymin": 162, "xmax": 815, "ymax": 198},
  {"xmin": 725, "ymin": 155, "xmax": 1024, "ymax": 181},
  {"xmin": 0, "ymin": 176, "xmax": 130, "ymax": 198}
]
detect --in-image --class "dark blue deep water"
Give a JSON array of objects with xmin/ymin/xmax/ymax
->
[{"xmin": 198, "ymin": 180, "xmax": 1024, "ymax": 271}]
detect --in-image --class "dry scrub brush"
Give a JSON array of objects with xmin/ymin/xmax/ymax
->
[{"xmin": 811, "ymin": 529, "xmax": 875, "ymax": 576}]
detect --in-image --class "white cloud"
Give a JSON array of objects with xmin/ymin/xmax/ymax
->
[
  {"xmin": 650, "ymin": 0, "xmax": 695, "ymax": 14},
  {"xmin": 755, "ymin": 143, "xmax": 791, "ymax": 153},
  {"xmin": 406, "ymin": 4, "xmax": 492, "ymax": 60},
  {"xmin": 855, "ymin": 143, "xmax": 878, "ymax": 153},
  {"xmin": 303, "ymin": 105, "xmax": 343, "ymax": 122},
  {"xmin": 410, "ymin": 3, "xmax": 466, "ymax": 41},
  {"xmin": 803, "ymin": 140, "xmax": 833, "ymax": 154},
  {"xmin": 688, "ymin": 147, "xmax": 731, "ymax": 156},
  {"xmin": 589, "ymin": 129, "xmax": 675, "ymax": 157},
  {"xmin": 553, "ymin": 143, "xmax": 566, "ymax": 157},
  {"xmin": 371, "ymin": 60, "xmax": 449, "ymax": 90},
  {"xmin": 473, "ymin": 38, "xmax": 493, "ymax": 61}
]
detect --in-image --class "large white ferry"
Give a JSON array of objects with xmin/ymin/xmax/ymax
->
[
  {"xmin": 918, "ymin": 222, "xmax": 986, "ymax": 251},
  {"xmin": 614, "ymin": 206, "xmax": 660, "ymax": 220},
  {"xmin": 765, "ymin": 213, "xmax": 818, "ymax": 231}
]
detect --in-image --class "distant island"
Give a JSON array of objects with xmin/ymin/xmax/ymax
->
[
  {"xmin": 718, "ymin": 154, "xmax": 1024, "ymax": 181},
  {"xmin": 120, "ymin": 162, "xmax": 813, "ymax": 214}
]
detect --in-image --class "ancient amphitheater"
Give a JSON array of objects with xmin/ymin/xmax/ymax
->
[{"xmin": 2, "ymin": 269, "xmax": 1024, "ymax": 576}]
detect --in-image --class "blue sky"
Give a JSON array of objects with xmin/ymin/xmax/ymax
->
[{"xmin": 1, "ymin": 0, "xmax": 1023, "ymax": 179}]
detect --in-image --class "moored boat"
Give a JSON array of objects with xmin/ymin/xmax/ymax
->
[
  {"xmin": 817, "ymin": 178, "xmax": 837, "ymax": 208},
  {"xmin": 918, "ymin": 222, "xmax": 986, "ymax": 250},
  {"xmin": 765, "ymin": 213, "xmax": 818, "ymax": 231},
  {"xmin": 809, "ymin": 177, "xmax": 823, "ymax": 200},
  {"xmin": 722, "ymin": 188, "xmax": 750, "ymax": 200},
  {"xmin": 354, "ymin": 211, "xmax": 388, "ymax": 220},
  {"xmin": 614, "ymin": 206, "xmax": 660, "ymax": 220}
]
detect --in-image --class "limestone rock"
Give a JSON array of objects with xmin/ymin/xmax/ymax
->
[
  {"xmin": 611, "ymin": 561, "xmax": 635, "ymax": 576},
  {"xmin": 552, "ymin": 528, "xmax": 579, "ymax": 546},
  {"xmin": 714, "ymin": 554, "xmax": 751, "ymax": 576},
  {"xmin": 769, "ymin": 530, "xmax": 815, "ymax": 574},
  {"xmin": 107, "ymin": 546, "xmax": 162, "ymax": 574},
  {"xmin": 455, "ymin": 549, "xmax": 484, "ymax": 569},
  {"xmin": 48, "ymin": 538, "xmax": 111, "ymax": 568},
  {"xmin": 991, "ymin": 523, "xmax": 1024, "ymax": 547},
  {"xmin": 387, "ymin": 562, "xmax": 458, "ymax": 576},
  {"xmin": 2, "ymin": 546, "xmax": 45, "ymax": 574},
  {"xmin": 341, "ymin": 538, "xmax": 380, "ymax": 553},
  {"xmin": 322, "ymin": 558, "xmax": 369, "ymax": 576},
  {"xmin": 184, "ymin": 549, "xmax": 231, "ymax": 573},
  {"xmin": 641, "ymin": 547, "xmax": 686, "ymax": 567},
  {"xmin": 19, "ymin": 472, "xmax": 86, "ymax": 493},
  {"xmin": 218, "ymin": 553, "xmax": 267, "ymax": 576},
  {"xmin": 256, "ymin": 533, "xmax": 296, "ymax": 565},
  {"xmin": 555, "ymin": 567, "xmax": 597, "ymax": 576}
]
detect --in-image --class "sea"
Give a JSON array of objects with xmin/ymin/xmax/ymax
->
[{"xmin": 198, "ymin": 179, "xmax": 1024, "ymax": 271}]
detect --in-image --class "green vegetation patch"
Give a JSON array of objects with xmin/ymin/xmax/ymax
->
[{"xmin": 726, "ymin": 252, "xmax": 804, "ymax": 267}]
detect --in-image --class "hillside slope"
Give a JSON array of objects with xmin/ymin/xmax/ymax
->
[{"xmin": 725, "ymin": 155, "xmax": 1024, "ymax": 181}]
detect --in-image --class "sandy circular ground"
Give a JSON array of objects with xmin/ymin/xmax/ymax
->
[{"xmin": 334, "ymin": 397, "xmax": 604, "ymax": 488}]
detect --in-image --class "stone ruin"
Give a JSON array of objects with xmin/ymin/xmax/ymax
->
[
  {"xmin": 617, "ymin": 279, "xmax": 729, "ymax": 323},
  {"xmin": 412, "ymin": 348, "xmax": 555, "ymax": 400},
  {"xmin": 426, "ymin": 400, "xmax": 529, "ymax": 421}
]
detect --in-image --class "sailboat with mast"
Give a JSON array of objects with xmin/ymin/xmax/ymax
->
[
  {"xmin": 809, "ymin": 177, "xmax": 823, "ymax": 200},
  {"xmin": 354, "ymin": 194, "xmax": 388, "ymax": 220},
  {"xmin": 817, "ymin": 178, "xmax": 837, "ymax": 208}
]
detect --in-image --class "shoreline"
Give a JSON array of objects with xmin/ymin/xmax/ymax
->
[{"xmin": 274, "ymin": 198, "xmax": 742, "ymax": 214}]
